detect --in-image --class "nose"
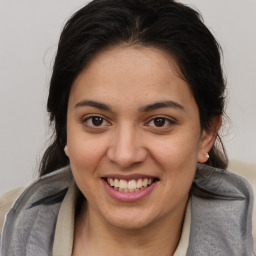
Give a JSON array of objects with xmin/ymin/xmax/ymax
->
[{"xmin": 107, "ymin": 125, "xmax": 147, "ymax": 168}]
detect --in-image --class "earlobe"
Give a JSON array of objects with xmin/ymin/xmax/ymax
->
[
  {"xmin": 197, "ymin": 130, "xmax": 216, "ymax": 163},
  {"xmin": 197, "ymin": 116, "xmax": 221, "ymax": 163},
  {"xmin": 64, "ymin": 145, "xmax": 69, "ymax": 157}
]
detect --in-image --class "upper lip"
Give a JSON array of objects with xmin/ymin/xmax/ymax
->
[{"xmin": 101, "ymin": 174, "xmax": 159, "ymax": 181}]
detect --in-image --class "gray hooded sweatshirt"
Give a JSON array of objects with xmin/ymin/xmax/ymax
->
[{"xmin": 1, "ymin": 164, "xmax": 255, "ymax": 255}]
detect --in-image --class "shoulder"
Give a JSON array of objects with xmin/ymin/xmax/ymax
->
[
  {"xmin": 228, "ymin": 159, "xmax": 256, "ymax": 187},
  {"xmin": 0, "ymin": 187, "xmax": 25, "ymax": 234},
  {"xmin": 227, "ymin": 159, "xmax": 256, "ymax": 252},
  {"xmin": 1, "ymin": 168, "xmax": 73, "ymax": 254}
]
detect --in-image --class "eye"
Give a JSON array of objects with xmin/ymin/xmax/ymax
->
[
  {"xmin": 82, "ymin": 115, "xmax": 110, "ymax": 128},
  {"xmin": 146, "ymin": 117, "xmax": 175, "ymax": 128}
]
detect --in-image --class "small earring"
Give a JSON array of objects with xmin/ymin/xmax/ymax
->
[
  {"xmin": 64, "ymin": 145, "xmax": 69, "ymax": 157},
  {"xmin": 205, "ymin": 152, "xmax": 209, "ymax": 159}
]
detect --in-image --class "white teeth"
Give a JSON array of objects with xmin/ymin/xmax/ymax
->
[
  {"xmin": 109, "ymin": 178, "xmax": 114, "ymax": 186},
  {"xmin": 128, "ymin": 180, "xmax": 137, "ymax": 190},
  {"xmin": 114, "ymin": 179, "xmax": 119, "ymax": 187},
  {"xmin": 142, "ymin": 179, "xmax": 148, "ymax": 187},
  {"xmin": 107, "ymin": 177, "xmax": 155, "ymax": 192},
  {"xmin": 119, "ymin": 179, "xmax": 127, "ymax": 189},
  {"xmin": 137, "ymin": 179, "xmax": 142, "ymax": 188}
]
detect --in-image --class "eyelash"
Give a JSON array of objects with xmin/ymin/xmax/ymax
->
[
  {"xmin": 82, "ymin": 115, "xmax": 176, "ymax": 130},
  {"xmin": 145, "ymin": 116, "xmax": 176, "ymax": 129},
  {"xmin": 82, "ymin": 115, "xmax": 110, "ymax": 128}
]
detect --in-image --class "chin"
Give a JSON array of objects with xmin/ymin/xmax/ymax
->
[{"xmin": 102, "ymin": 207, "xmax": 159, "ymax": 231}]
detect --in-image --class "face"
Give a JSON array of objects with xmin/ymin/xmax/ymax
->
[{"xmin": 66, "ymin": 46, "xmax": 214, "ymax": 230}]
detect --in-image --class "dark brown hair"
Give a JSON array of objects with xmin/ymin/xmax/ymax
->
[{"xmin": 40, "ymin": 0, "xmax": 228, "ymax": 176}]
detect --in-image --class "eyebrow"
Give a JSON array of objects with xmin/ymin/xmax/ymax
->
[
  {"xmin": 74, "ymin": 99, "xmax": 184, "ymax": 112},
  {"xmin": 74, "ymin": 100, "xmax": 112, "ymax": 111},
  {"xmin": 139, "ymin": 101, "xmax": 185, "ymax": 112}
]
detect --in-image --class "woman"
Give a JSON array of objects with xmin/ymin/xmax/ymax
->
[{"xmin": 1, "ymin": 0, "xmax": 255, "ymax": 255}]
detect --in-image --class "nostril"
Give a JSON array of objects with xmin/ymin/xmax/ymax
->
[{"xmin": 106, "ymin": 142, "xmax": 147, "ymax": 168}]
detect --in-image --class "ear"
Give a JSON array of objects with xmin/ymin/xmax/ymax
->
[
  {"xmin": 197, "ymin": 116, "xmax": 222, "ymax": 163},
  {"xmin": 64, "ymin": 145, "xmax": 69, "ymax": 157}
]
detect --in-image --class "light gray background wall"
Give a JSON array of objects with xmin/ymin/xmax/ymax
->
[{"xmin": 0, "ymin": 0, "xmax": 255, "ymax": 194}]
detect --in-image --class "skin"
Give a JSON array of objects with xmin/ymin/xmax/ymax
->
[{"xmin": 65, "ymin": 45, "xmax": 219, "ymax": 255}]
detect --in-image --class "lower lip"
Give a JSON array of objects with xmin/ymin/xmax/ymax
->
[{"xmin": 103, "ymin": 179, "xmax": 158, "ymax": 202}]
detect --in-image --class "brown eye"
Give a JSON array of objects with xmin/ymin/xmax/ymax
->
[
  {"xmin": 91, "ymin": 116, "xmax": 104, "ymax": 126},
  {"xmin": 83, "ymin": 115, "xmax": 110, "ymax": 128},
  {"xmin": 146, "ymin": 116, "xmax": 175, "ymax": 129},
  {"xmin": 153, "ymin": 118, "xmax": 166, "ymax": 127}
]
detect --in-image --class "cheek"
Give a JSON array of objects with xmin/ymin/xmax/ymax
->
[
  {"xmin": 67, "ymin": 128, "xmax": 108, "ymax": 173},
  {"xmin": 150, "ymin": 130, "xmax": 201, "ymax": 165},
  {"xmin": 148, "ymin": 128, "xmax": 200, "ymax": 190},
  {"xmin": 67, "ymin": 134, "xmax": 108, "ymax": 200}
]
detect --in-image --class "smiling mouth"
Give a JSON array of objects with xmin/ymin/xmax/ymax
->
[{"xmin": 104, "ymin": 177, "xmax": 159, "ymax": 193}]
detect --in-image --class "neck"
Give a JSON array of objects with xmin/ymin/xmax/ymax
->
[{"xmin": 73, "ymin": 199, "xmax": 187, "ymax": 256}]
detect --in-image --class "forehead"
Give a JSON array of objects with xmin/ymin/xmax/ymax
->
[{"xmin": 69, "ymin": 45, "xmax": 195, "ymax": 110}]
